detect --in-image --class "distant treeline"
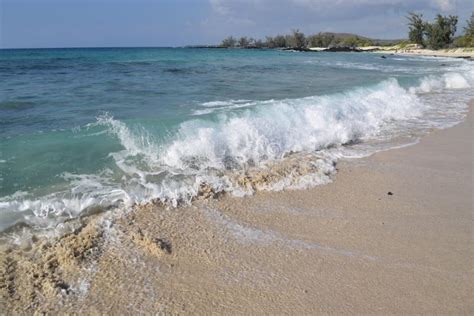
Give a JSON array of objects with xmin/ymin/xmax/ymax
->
[
  {"xmin": 403, "ymin": 12, "xmax": 472, "ymax": 49},
  {"xmin": 220, "ymin": 12, "xmax": 474, "ymax": 50},
  {"xmin": 220, "ymin": 31, "xmax": 398, "ymax": 49}
]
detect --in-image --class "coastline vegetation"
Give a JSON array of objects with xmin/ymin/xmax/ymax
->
[
  {"xmin": 456, "ymin": 13, "xmax": 474, "ymax": 47},
  {"xmin": 219, "ymin": 30, "xmax": 392, "ymax": 50},
  {"xmin": 408, "ymin": 12, "xmax": 473, "ymax": 49},
  {"xmin": 219, "ymin": 12, "xmax": 474, "ymax": 50}
]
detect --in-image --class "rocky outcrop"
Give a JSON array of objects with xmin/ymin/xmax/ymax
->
[{"xmin": 324, "ymin": 46, "xmax": 362, "ymax": 52}]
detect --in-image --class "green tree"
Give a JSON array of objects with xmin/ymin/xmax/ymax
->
[
  {"xmin": 284, "ymin": 34, "xmax": 294, "ymax": 47},
  {"xmin": 308, "ymin": 33, "xmax": 336, "ymax": 47},
  {"xmin": 273, "ymin": 35, "xmax": 287, "ymax": 47},
  {"xmin": 265, "ymin": 36, "xmax": 275, "ymax": 48},
  {"xmin": 455, "ymin": 12, "xmax": 474, "ymax": 47},
  {"xmin": 358, "ymin": 38, "xmax": 374, "ymax": 47},
  {"xmin": 320, "ymin": 34, "xmax": 335, "ymax": 47},
  {"xmin": 464, "ymin": 12, "xmax": 474, "ymax": 37},
  {"xmin": 238, "ymin": 37, "xmax": 250, "ymax": 48},
  {"xmin": 220, "ymin": 36, "xmax": 236, "ymax": 48},
  {"xmin": 407, "ymin": 12, "xmax": 425, "ymax": 46},
  {"xmin": 251, "ymin": 38, "xmax": 265, "ymax": 48},
  {"xmin": 341, "ymin": 36, "xmax": 358, "ymax": 47},
  {"xmin": 425, "ymin": 14, "xmax": 458, "ymax": 49},
  {"xmin": 340, "ymin": 36, "xmax": 373, "ymax": 47},
  {"xmin": 308, "ymin": 34, "xmax": 322, "ymax": 47},
  {"xmin": 291, "ymin": 29, "xmax": 307, "ymax": 49}
]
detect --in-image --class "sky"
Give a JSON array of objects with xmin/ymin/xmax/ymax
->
[{"xmin": 1, "ymin": 0, "xmax": 472, "ymax": 48}]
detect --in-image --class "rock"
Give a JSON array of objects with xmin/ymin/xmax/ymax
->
[
  {"xmin": 387, "ymin": 191, "xmax": 393, "ymax": 196},
  {"xmin": 324, "ymin": 46, "xmax": 361, "ymax": 52},
  {"xmin": 281, "ymin": 47, "xmax": 311, "ymax": 52}
]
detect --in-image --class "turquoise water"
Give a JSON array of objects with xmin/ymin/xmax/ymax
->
[{"xmin": 1, "ymin": 48, "xmax": 473, "ymax": 231}]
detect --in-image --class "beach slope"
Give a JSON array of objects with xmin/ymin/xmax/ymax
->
[{"xmin": 1, "ymin": 103, "xmax": 473, "ymax": 314}]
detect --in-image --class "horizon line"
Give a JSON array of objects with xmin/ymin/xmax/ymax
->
[{"xmin": 0, "ymin": 45, "xmax": 191, "ymax": 50}]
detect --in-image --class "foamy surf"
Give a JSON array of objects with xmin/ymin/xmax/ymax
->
[{"xmin": 1, "ymin": 59, "xmax": 473, "ymax": 232}]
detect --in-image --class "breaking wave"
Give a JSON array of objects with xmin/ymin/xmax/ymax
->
[{"xmin": 1, "ymin": 69, "xmax": 473, "ymax": 231}]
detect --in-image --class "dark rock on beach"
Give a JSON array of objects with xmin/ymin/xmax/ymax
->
[{"xmin": 324, "ymin": 46, "xmax": 362, "ymax": 52}]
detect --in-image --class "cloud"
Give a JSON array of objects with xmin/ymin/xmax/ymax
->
[
  {"xmin": 210, "ymin": 0, "xmax": 461, "ymax": 16},
  {"xmin": 431, "ymin": 0, "xmax": 455, "ymax": 11},
  {"xmin": 209, "ymin": 0, "xmax": 231, "ymax": 15},
  {"xmin": 203, "ymin": 0, "xmax": 472, "ymax": 44}
]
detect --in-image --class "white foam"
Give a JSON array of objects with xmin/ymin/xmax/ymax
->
[
  {"xmin": 444, "ymin": 73, "xmax": 470, "ymax": 89},
  {"xmin": 0, "ymin": 172, "xmax": 132, "ymax": 231},
  {"xmin": 164, "ymin": 78, "xmax": 424, "ymax": 173},
  {"xmin": 411, "ymin": 71, "xmax": 472, "ymax": 93},
  {"xmin": 193, "ymin": 99, "xmax": 257, "ymax": 116},
  {"xmin": 201, "ymin": 99, "xmax": 251, "ymax": 107},
  {"xmin": 91, "ymin": 77, "xmax": 428, "ymax": 207},
  {"xmin": 2, "ymin": 67, "xmax": 473, "ymax": 231}
]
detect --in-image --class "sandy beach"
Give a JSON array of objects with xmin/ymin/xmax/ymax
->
[
  {"xmin": 1, "ymin": 101, "xmax": 473, "ymax": 314},
  {"xmin": 310, "ymin": 46, "xmax": 474, "ymax": 58},
  {"xmin": 1, "ymin": 0, "xmax": 473, "ymax": 314},
  {"xmin": 362, "ymin": 46, "xmax": 474, "ymax": 59}
]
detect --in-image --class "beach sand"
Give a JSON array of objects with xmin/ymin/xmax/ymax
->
[
  {"xmin": 1, "ymin": 102, "xmax": 472, "ymax": 314},
  {"xmin": 363, "ymin": 46, "xmax": 474, "ymax": 58}
]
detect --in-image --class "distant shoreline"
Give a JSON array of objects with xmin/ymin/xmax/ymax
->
[
  {"xmin": 360, "ymin": 46, "xmax": 474, "ymax": 59},
  {"xmin": 185, "ymin": 45, "xmax": 474, "ymax": 59},
  {"xmin": 2, "ymin": 46, "xmax": 472, "ymax": 60}
]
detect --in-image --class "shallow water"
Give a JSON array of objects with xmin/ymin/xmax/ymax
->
[{"xmin": 1, "ymin": 48, "xmax": 473, "ymax": 231}]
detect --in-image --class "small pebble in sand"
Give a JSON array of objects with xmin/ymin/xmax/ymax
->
[{"xmin": 387, "ymin": 191, "xmax": 394, "ymax": 196}]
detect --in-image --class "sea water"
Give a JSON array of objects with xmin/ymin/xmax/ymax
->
[{"xmin": 0, "ymin": 48, "xmax": 473, "ymax": 231}]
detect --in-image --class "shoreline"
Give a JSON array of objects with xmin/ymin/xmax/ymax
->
[
  {"xmin": 360, "ymin": 46, "xmax": 474, "ymax": 59},
  {"xmin": 1, "ymin": 101, "xmax": 473, "ymax": 313},
  {"xmin": 185, "ymin": 46, "xmax": 474, "ymax": 59}
]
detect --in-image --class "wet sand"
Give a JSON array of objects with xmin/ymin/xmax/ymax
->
[{"xmin": 1, "ymin": 102, "xmax": 473, "ymax": 314}]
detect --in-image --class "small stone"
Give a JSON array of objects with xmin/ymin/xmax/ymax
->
[{"xmin": 387, "ymin": 191, "xmax": 393, "ymax": 196}]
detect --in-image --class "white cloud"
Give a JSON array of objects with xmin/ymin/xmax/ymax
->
[
  {"xmin": 431, "ymin": 0, "xmax": 456, "ymax": 11},
  {"xmin": 210, "ymin": 0, "xmax": 460, "ymax": 13},
  {"xmin": 206, "ymin": 0, "xmax": 470, "ymax": 41},
  {"xmin": 209, "ymin": 0, "xmax": 231, "ymax": 15}
]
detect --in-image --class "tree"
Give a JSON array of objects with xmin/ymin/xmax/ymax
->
[
  {"xmin": 284, "ymin": 34, "xmax": 294, "ymax": 47},
  {"xmin": 455, "ymin": 12, "xmax": 474, "ymax": 47},
  {"xmin": 424, "ymin": 14, "xmax": 458, "ymax": 49},
  {"xmin": 464, "ymin": 12, "xmax": 474, "ymax": 37},
  {"xmin": 308, "ymin": 33, "xmax": 324, "ymax": 47},
  {"xmin": 273, "ymin": 35, "xmax": 287, "ymax": 47},
  {"xmin": 291, "ymin": 29, "xmax": 307, "ymax": 49},
  {"xmin": 220, "ymin": 36, "xmax": 236, "ymax": 48},
  {"xmin": 407, "ymin": 12, "xmax": 425, "ymax": 46},
  {"xmin": 238, "ymin": 37, "xmax": 250, "ymax": 48},
  {"xmin": 249, "ymin": 38, "xmax": 264, "ymax": 48},
  {"xmin": 320, "ymin": 33, "xmax": 336, "ymax": 47},
  {"xmin": 340, "ymin": 36, "xmax": 359, "ymax": 47},
  {"xmin": 265, "ymin": 36, "xmax": 275, "ymax": 48},
  {"xmin": 340, "ymin": 36, "xmax": 373, "ymax": 47}
]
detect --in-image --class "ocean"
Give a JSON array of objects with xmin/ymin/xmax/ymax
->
[{"xmin": 0, "ymin": 47, "xmax": 473, "ymax": 232}]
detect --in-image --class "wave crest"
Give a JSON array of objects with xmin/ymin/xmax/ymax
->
[{"xmin": 2, "ymin": 70, "xmax": 472, "ymax": 231}]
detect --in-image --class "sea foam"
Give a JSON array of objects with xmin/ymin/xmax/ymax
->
[{"xmin": 1, "ymin": 69, "xmax": 472, "ymax": 231}]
